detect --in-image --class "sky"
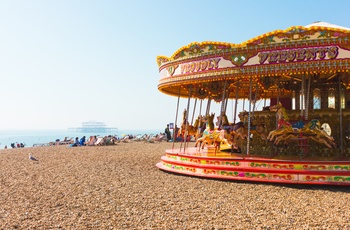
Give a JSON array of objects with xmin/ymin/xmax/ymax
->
[{"xmin": 0, "ymin": 0, "xmax": 350, "ymax": 131}]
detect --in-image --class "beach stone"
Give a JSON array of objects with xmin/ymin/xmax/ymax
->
[{"xmin": 0, "ymin": 142, "xmax": 350, "ymax": 229}]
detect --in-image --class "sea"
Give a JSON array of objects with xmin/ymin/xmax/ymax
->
[{"xmin": 0, "ymin": 129, "xmax": 163, "ymax": 149}]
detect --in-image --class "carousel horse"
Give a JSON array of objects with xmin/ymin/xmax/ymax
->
[
  {"xmin": 268, "ymin": 102, "xmax": 336, "ymax": 148},
  {"xmin": 216, "ymin": 112, "xmax": 230, "ymax": 129},
  {"xmin": 298, "ymin": 119, "xmax": 335, "ymax": 148},
  {"xmin": 233, "ymin": 111, "xmax": 268, "ymax": 140},
  {"xmin": 306, "ymin": 129, "xmax": 336, "ymax": 148},
  {"xmin": 195, "ymin": 113, "xmax": 230, "ymax": 150},
  {"xmin": 228, "ymin": 122, "xmax": 246, "ymax": 140},
  {"xmin": 215, "ymin": 111, "xmax": 245, "ymax": 141},
  {"xmin": 196, "ymin": 115, "xmax": 207, "ymax": 139},
  {"xmin": 273, "ymin": 119, "xmax": 336, "ymax": 148},
  {"xmin": 178, "ymin": 109, "xmax": 200, "ymax": 139},
  {"xmin": 266, "ymin": 103, "xmax": 293, "ymax": 142}
]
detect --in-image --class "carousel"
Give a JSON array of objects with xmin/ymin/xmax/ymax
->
[{"xmin": 156, "ymin": 21, "xmax": 350, "ymax": 185}]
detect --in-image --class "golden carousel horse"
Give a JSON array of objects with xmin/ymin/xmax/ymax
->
[
  {"xmin": 273, "ymin": 119, "xmax": 336, "ymax": 148},
  {"xmin": 266, "ymin": 104, "xmax": 293, "ymax": 142},
  {"xmin": 178, "ymin": 109, "xmax": 201, "ymax": 139},
  {"xmin": 195, "ymin": 113, "xmax": 230, "ymax": 150},
  {"xmin": 268, "ymin": 102, "xmax": 336, "ymax": 148}
]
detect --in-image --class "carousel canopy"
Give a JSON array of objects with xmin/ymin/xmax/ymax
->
[
  {"xmin": 157, "ymin": 22, "xmax": 350, "ymax": 101},
  {"xmin": 304, "ymin": 21, "xmax": 350, "ymax": 31}
]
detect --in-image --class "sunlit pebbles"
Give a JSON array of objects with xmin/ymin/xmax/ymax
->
[{"xmin": 0, "ymin": 142, "xmax": 350, "ymax": 229}]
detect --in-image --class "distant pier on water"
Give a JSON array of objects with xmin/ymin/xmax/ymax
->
[{"xmin": 68, "ymin": 121, "xmax": 118, "ymax": 133}]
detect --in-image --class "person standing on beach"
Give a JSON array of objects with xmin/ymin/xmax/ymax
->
[{"xmin": 165, "ymin": 124, "xmax": 171, "ymax": 142}]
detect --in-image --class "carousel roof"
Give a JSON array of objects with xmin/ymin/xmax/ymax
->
[
  {"xmin": 157, "ymin": 22, "xmax": 350, "ymax": 100},
  {"xmin": 304, "ymin": 21, "xmax": 350, "ymax": 31},
  {"xmin": 157, "ymin": 21, "xmax": 350, "ymax": 66}
]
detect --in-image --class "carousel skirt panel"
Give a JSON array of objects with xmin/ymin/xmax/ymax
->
[{"xmin": 156, "ymin": 148, "xmax": 350, "ymax": 186}]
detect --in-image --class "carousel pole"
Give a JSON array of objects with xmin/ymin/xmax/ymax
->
[
  {"xmin": 242, "ymin": 98, "xmax": 245, "ymax": 111},
  {"xmin": 172, "ymin": 87, "xmax": 181, "ymax": 150},
  {"xmin": 184, "ymin": 86, "xmax": 193, "ymax": 149},
  {"xmin": 231, "ymin": 100, "xmax": 234, "ymax": 123},
  {"xmin": 199, "ymin": 99, "xmax": 203, "ymax": 135},
  {"xmin": 338, "ymin": 73, "xmax": 344, "ymax": 157},
  {"xmin": 206, "ymin": 98, "xmax": 212, "ymax": 116},
  {"xmin": 301, "ymin": 75, "xmax": 305, "ymax": 118},
  {"xmin": 233, "ymin": 81, "xmax": 240, "ymax": 124},
  {"xmin": 219, "ymin": 80, "xmax": 228, "ymax": 128},
  {"xmin": 305, "ymin": 75, "xmax": 312, "ymax": 120},
  {"xmin": 276, "ymin": 79, "xmax": 280, "ymax": 106},
  {"xmin": 276, "ymin": 79, "xmax": 280, "ymax": 128},
  {"xmin": 247, "ymin": 76, "xmax": 253, "ymax": 156},
  {"xmin": 224, "ymin": 88, "xmax": 231, "ymax": 126},
  {"xmin": 252, "ymin": 82, "xmax": 259, "ymax": 118},
  {"xmin": 224, "ymin": 89, "xmax": 230, "ymax": 113},
  {"xmin": 191, "ymin": 98, "xmax": 197, "ymax": 125}
]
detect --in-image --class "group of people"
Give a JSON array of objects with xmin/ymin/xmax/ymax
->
[
  {"xmin": 70, "ymin": 135, "xmax": 119, "ymax": 147},
  {"xmin": 8, "ymin": 143, "xmax": 25, "ymax": 149},
  {"xmin": 165, "ymin": 124, "xmax": 192, "ymax": 142},
  {"xmin": 71, "ymin": 136, "xmax": 87, "ymax": 147}
]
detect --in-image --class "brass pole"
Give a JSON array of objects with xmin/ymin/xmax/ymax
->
[
  {"xmin": 184, "ymin": 86, "xmax": 192, "ymax": 149},
  {"xmin": 172, "ymin": 87, "xmax": 181, "ymax": 150},
  {"xmin": 338, "ymin": 74, "xmax": 344, "ymax": 157},
  {"xmin": 247, "ymin": 76, "xmax": 253, "ymax": 156},
  {"xmin": 233, "ymin": 81, "xmax": 240, "ymax": 124}
]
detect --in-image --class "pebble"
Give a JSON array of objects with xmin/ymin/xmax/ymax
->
[{"xmin": 0, "ymin": 141, "xmax": 350, "ymax": 229}]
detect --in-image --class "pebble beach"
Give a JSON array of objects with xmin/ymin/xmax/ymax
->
[{"xmin": 1, "ymin": 141, "xmax": 350, "ymax": 229}]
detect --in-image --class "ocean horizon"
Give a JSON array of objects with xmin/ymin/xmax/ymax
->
[{"xmin": 0, "ymin": 129, "xmax": 163, "ymax": 149}]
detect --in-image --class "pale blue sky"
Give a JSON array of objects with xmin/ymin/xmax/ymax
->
[{"xmin": 0, "ymin": 0, "xmax": 349, "ymax": 131}]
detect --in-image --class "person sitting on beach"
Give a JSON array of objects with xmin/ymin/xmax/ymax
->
[
  {"xmin": 87, "ymin": 136, "xmax": 97, "ymax": 146},
  {"xmin": 92, "ymin": 136, "xmax": 98, "ymax": 145},
  {"xmin": 80, "ymin": 136, "xmax": 86, "ymax": 146},
  {"xmin": 72, "ymin": 137, "xmax": 79, "ymax": 147}
]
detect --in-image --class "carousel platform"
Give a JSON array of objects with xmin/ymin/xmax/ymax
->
[{"xmin": 156, "ymin": 146, "xmax": 350, "ymax": 186}]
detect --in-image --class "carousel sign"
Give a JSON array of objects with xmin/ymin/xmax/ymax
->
[
  {"xmin": 180, "ymin": 58, "xmax": 221, "ymax": 74},
  {"xmin": 258, "ymin": 46, "xmax": 339, "ymax": 64}
]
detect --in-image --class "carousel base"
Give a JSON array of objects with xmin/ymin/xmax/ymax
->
[{"xmin": 156, "ymin": 146, "xmax": 350, "ymax": 186}]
